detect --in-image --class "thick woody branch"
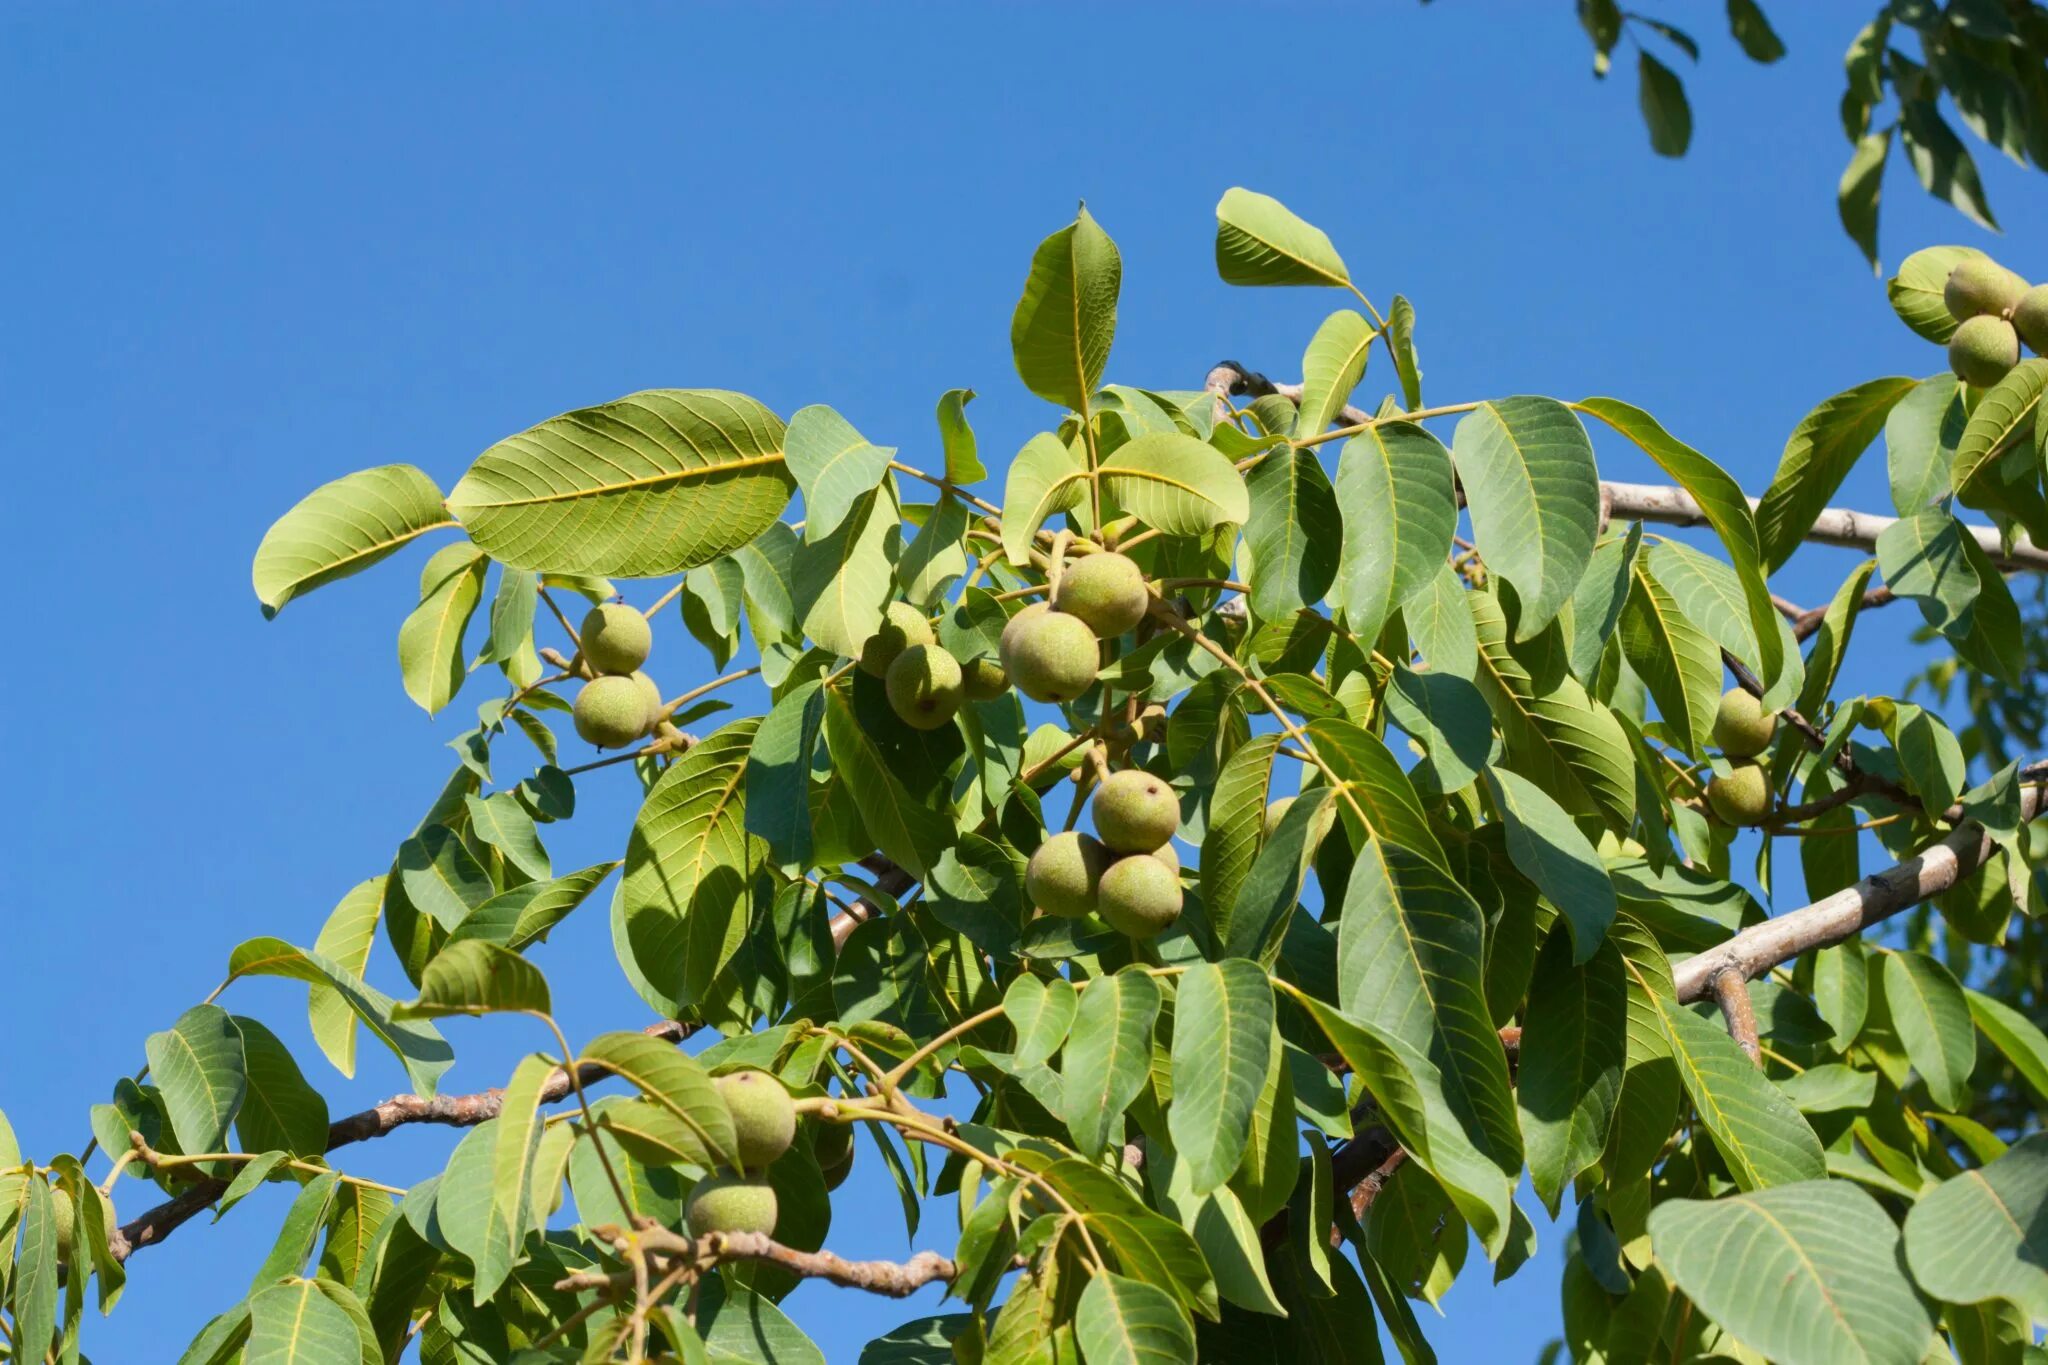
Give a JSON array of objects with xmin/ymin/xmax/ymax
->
[
  {"xmin": 1206, "ymin": 362, "xmax": 2048, "ymax": 571},
  {"xmin": 1709, "ymin": 968, "xmax": 1761, "ymax": 1064},
  {"xmin": 1672, "ymin": 784, "xmax": 2047, "ymax": 1003},
  {"xmin": 109, "ymin": 1020, "xmax": 695, "ymax": 1262},
  {"xmin": 604, "ymin": 1225, "xmax": 961, "ymax": 1299}
]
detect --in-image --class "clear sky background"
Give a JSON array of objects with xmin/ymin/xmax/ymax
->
[{"xmin": 7, "ymin": 5, "xmax": 2048, "ymax": 1360}]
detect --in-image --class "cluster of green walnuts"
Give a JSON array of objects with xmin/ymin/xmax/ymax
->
[
  {"xmin": 1943, "ymin": 256, "xmax": 2048, "ymax": 386},
  {"xmin": 682, "ymin": 1068, "xmax": 852, "ymax": 1241},
  {"xmin": 1702, "ymin": 688, "xmax": 1780, "ymax": 828},
  {"xmin": 570, "ymin": 604, "xmax": 670, "ymax": 748}
]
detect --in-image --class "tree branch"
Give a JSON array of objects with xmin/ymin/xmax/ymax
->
[
  {"xmin": 1671, "ymin": 784, "xmax": 2048, "ymax": 1003},
  {"xmin": 1205, "ymin": 361, "xmax": 2048, "ymax": 571},
  {"xmin": 607, "ymin": 1225, "xmax": 962, "ymax": 1299},
  {"xmin": 109, "ymin": 1020, "xmax": 696, "ymax": 1262},
  {"xmin": 1709, "ymin": 967, "xmax": 1761, "ymax": 1064}
]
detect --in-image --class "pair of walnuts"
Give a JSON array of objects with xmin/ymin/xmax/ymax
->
[
  {"xmin": 1945, "ymin": 257, "xmax": 2048, "ymax": 387},
  {"xmin": 684, "ymin": 1069, "xmax": 853, "ymax": 1241},
  {"xmin": 570, "ymin": 603, "xmax": 668, "ymax": 748}
]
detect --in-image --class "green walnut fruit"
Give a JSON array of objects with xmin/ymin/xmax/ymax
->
[
  {"xmin": 1093, "ymin": 769, "xmax": 1180, "ymax": 854},
  {"xmin": 574, "ymin": 675, "xmax": 653, "ymax": 748},
  {"xmin": 859, "ymin": 602, "xmax": 935, "ymax": 677},
  {"xmin": 686, "ymin": 1172, "xmax": 779, "ymax": 1238},
  {"xmin": 1150, "ymin": 841, "xmax": 1182, "ymax": 875},
  {"xmin": 999, "ymin": 604, "xmax": 1100, "ymax": 703},
  {"xmin": 1950, "ymin": 314, "xmax": 2021, "ymax": 386},
  {"xmin": 714, "ymin": 1069, "xmax": 796, "ymax": 1172},
  {"xmin": 2015, "ymin": 284, "xmax": 2048, "ymax": 354},
  {"xmin": 1026, "ymin": 830, "xmax": 1109, "ymax": 917},
  {"xmin": 580, "ymin": 603, "xmax": 652, "ymax": 675},
  {"xmin": 49, "ymin": 1188, "xmax": 74, "ymax": 1260},
  {"xmin": 632, "ymin": 670, "xmax": 664, "ymax": 733},
  {"xmin": 962, "ymin": 656, "xmax": 1010, "ymax": 701},
  {"xmin": 1097, "ymin": 854, "xmax": 1184, "ymax": 938},
  {"xmin": 1262, "ymin": 797, "xmax": 1296, "ymax": 839},
  {"xmin": 1052, "ymin": 552, "xmax": 1150, "ymax": 639},
  {"xmin": 1707, "ymin": 762, "xmax": 1773, "ymax": 827},
  {"xmin": 886, "ymin": 644, "xmax": 964, "ymax": 730},
  {"xmin": 1944, "ymin": 258, "xmax": 2028, "ymax": 322},
  {"xmin": 1712, "ymin": 688, "xmax": 1777, "ymax": 759}
]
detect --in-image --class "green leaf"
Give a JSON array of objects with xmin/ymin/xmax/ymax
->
[
  {"xmin": 1726, "ymin": 0, "xmax": 1784, "ymax": 61},
  {"xmin": 1388, "ymin": 294, "xmax": 1422, "ymax": 409},
  {"xmin": 1651, "ymin": 1181, "xmax": 1935, "ymax": 1365},
  {"xmin": 1655, "ymin": 998, "xmax": 1825, "ymax": 1189},
  {"xmin": 1901, "ymin": 100, "xmax": 1999, "ymax": 231},
  {"xmin": 472, "ymin": 1053, "xmax": 550, "ymax": 1302},
  {"xmin": 442, "ymin": 861, "xmax": 618, "ymax": 953},
  {"xmin": 784, "ymin": 404, "xmax": 896, "ymax": 544},
  {"xmin": 1100, "ymin": 431, "xmax": 1249, "ymax": 535},
  {"xmin": 936, "ymin": 388, "xmax": 985, "ymax": 484},
  {"xmin": 745, "ymin": 680, "xmax": 824, "ymax": 870},
  {"xmin": 252, "ymin": 465, "xmax": 452, "ymax": 617},
  {"xmin": 1004, "ymin": 973, "xmax": 1078, "ymax": 1067},
  {"xmin": 1577, "ymin": 397, "xmax": 1782, "ymax": 683},
  {"xmin": 1838, "ymin": 129, "xmax": 1890, "ymax": 270},
  {"xmin": 1903, "ymin": 1132, "xmax": 2048, "ymax": 1320},
  {"xmin": 1952, "ymin": 358, "xmax": 2048, "ymax": 506},
  {"xmin": 793, "ymin": 479, "xmax": 902, "ymax": 659},
  {"xmin": 233, "ymin": 1016, "xmax": 330, "ymax": 1158},
  {"xmin": 1406, "ymin": 563, "xmax": 1479, "ymax": 678},
  {"xmin": 1010, "ymin": 205, "xmax": 1120, "ymax": 412},
  {"xmin": 395, "ymin": 940, "xmax": 551, "ymax": 1019},
  {"xmin": 146, "ymin": 1002, "xmax": 247, "ymax": 1156},
  {"xmin": 1889, "ymin": 246, "xmax": 1993, "ymax": 343},
  {"xmin": 1201, "ymin": 734, "xmax": 1279, "ymax": 942},
  {"xmin": 1062, "ymin": 966, "xmax": 1162, "ymax": 1154},
  {"xmin": 308, "ymin": 875, "xmax": 384, "ymax": 1079},
  {"xmin": 622, "ymin": 718, "xmax": 764, "ymax": 1009},
  {"xmin": 1797, "ymin": 560, "xmax": 1879, "ymax": 716},
  {"xmin": 1214, "ymin": 188, "xmax": 1349, "ymax": 288},
  {"xmin": 1755, "ymin": 376, "xmax": 1918, "ymax": 573},
  {"xmin": 822, "ymin": 687, "xmax": 954, "ymax": 879},
  {"xmin": 1877, "ymin": 509, "xmax": 1980, "ymax": 636},
  {"xmin": 1618, "ymin": 550, "xmax": 1724, "ymax": 755},
  {"xmin": 1168, "ymin": 960, "xmax": 1275, "ymax": 1195},
  {"xmin": 1606, "ymin": 911, "xmax": 1682, "ymax": 1185},
  {"xmin": 1331, "ymin": 421, "xmax": 1457, "ymax": 640},
  {"xmin": 1516, "ymin": 929, "xmax": 1626, "ymax": 1215},
  {"xmin": 246, "ymin": 1277, "xmax": 362, "ymax": 1365},
  {"xmin": 1215, "ymin": 786, "xmax": 1334, "ymax": 963},
  {"xmin": 446, "ymin": 390, "xmax": 793, "ymax": 577},
  {"xmin": 227, "ymin": 938, "xmax": 454, "ymax": 1097},
  {"xmin": 1488, "ymin": 769, "xmax": 1616, "ymax": 959},
  {"xmin": 1243, "ymin": 445, "xmax": 1340, "ymax": 621},
  {"xmin": 1385, "ymin": 666, "xmax": 1493, "ymax": 793},
  {"xmin": 999, "ymin": 431, "xmax": 1088, "ymax": 566},
  {"xmin": 1885, "ymin": 374, "xmax": 1961, "ymax": 515},
  {"xmin": 398, "ymin": 542, "xmax": 488, "ymax": 715},
  {"xmin": 1076, "ymin": 1272, "xmax": 1196, "ymax": 1365},
  {"xmin": 464, "ymin": 791, "xmax": 549, "ymax": 882},
  {"xmin": 1637, "ymin": 50, "xmax": 1692, "ymax": 156},
  {"xmin": 13, "ymin": 1177, "xmax": 57, "ymax": 1362},
  {"xmin": 696, "ymin": 1277, "xmax": 826, "ymax": 1364},
  {"xmin": 1967, "ymin": 988, "xmax": 2048, "ymax": 1103},
  {"xmin": 1293, "ymin": 309, "xmax": 1373, "ymax": 438},
  {"xmin": 576, "ymin": 1031, "xmax": 737, "ymax": 1169},
  {"xmin": 898, "ymin": 493, "xmax": 970, "ymax": 608},
  {"xmin": 1881, "ymin": 951, "xmax": 1975, "ymax": 1110},
  {"xmin": 1454, "ymin": 397, "xmax": 1600, "ymax": 639},
  {"xmin": 1814, "ymin": 942, "xmax": 1870, "ymax": 1051},
  {"xmin": 1470, "ymin": 587, "xmax": 1636, "ymax": 834}
]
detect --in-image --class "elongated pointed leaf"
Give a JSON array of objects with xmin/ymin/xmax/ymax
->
[
  {"xmin": 1062, "ymin": 966, "xmax": 1162, "ymax": 1154},
  {"xmin": 1332, "ymin": 421, "xmax": 1458, "ymax": 639},
  {"xmin": 14, "ymin": 1177, "xmax": 58, "ymax": 1362},
  {"xmin": 1885, "ymin": 373, "xmax": 1961, "ymax": 515},
  {"xmin": 1517, "ymin": 929, "xmax": 1625, "ymax": 1214},
  {"xmin": 745, "ymin": 680, "xmax": 825, "ymax": 869},
  {"xmin": 1293, "ymin": 309, "xmax": 1373, "ymax": 438},
  {"xmin": 622, "ymin": 718, "xmax": 764, "ymax": 1009},
  {"xmin": 1214, "ymin": 188, "xmax": 1349, "ymax": 288},
  {"xmin": 246, "ymin": 1277, "xmax": 361, "ymax": 1364},
  {"xmin": 793, "ymin": 480, "xmax": 901, "ymax": 659},
  {"xmin": 1101, "ymin": 431, "xmax": 1249, "ymax": 535},
  {"xmin": 1890, "ymin": 245, "xmax": 1990, "ymax": 343},
  {"xmin": 146, "ymin": 1002, "xmax": 247, "ymax": 1156},
  {"xmin": 1903, "ymin": 1132, "xmax": 2048, "ymax": 1319},
  {"xmin": 232, "ymin": 1016, "xmax": 330, "ymax": 1158},
  {"xmin": 395, "ymin": 940, "xmax": 550, "ymax": 1019},
  {"xmin": 308, "ymin": 876, "xmax": 384, "ymax": 1079},
  {"xmin": 1307, "ymin": 717, "xmax": 1450, "ymax": 872},
  {"xmin": 1881, "ymin": 951, "xmax": 1975, "ymax": 1110},
  {"xmin": 1076, "ymin": 1272, "xmax": 1196, "ymax": 1365},
  {"xmin": 576, "ymin": 1031, "xmax": 737, "ymax": 1169},
  {"xmin": 1406, "ymin": 562, "xmax": 1479, "ymax": 678},
  {"xmin": 1454, "ymin": 397, "xmax": 1600, "ymax": 639},
  {"xmin": 1954, "ymin": 358, "xmax": 2048, "ymax": 504},
  {"xmin": 1651, "ymin": 1181, "xmax": 1934, "ymax": 1365},
  {"xmin": 253, "ymin": 465, "xmax": 452, "ymax": 617},
  {"xmin": 821, "ymin": 688, "xmax": 953, "ymax": 878},
  {"xmin": 1967, "ymin": 988, "xmax": 2048, "ymax": 1103},
  {"xmin": 1754, "ymin": 377, "xmax": 1917, "ymax": 573},
  {"xmin": 1618, "ymin": 551, "xmax": 1723, "ymax": 754},
  {"xmin": 397, "ymin": 542, "xmax": 487, "ymax": 715},
  {"xmin": 1005, "ymin": 974, "xmax": 1078, "ymax": 1068},
  {"xmin": 1201, "ymin": 734, "xmax": 1279, "ymax": 940},
  {"xmin": 1606, "ymin": 911, "xmax": 1681, "ymax": 1184},
  {"xmin": 1578, "ymin": 397, "xmax": 1782, "ymax": 682},
  {"xmin": 470, "ymin": 1054, "xmax": 550, "ymax": 1302},
  {"xmin": 446, "ymin": 390, "xmax": 792, "ymax": 576},
  {"xmin": 1485, "ymin": 767, "xmax": 1616, "ymax": 959},
  {"xmin": 442, "ymin": 860, "xmax": 617, "ymax": 953},
  {"xmin": 784, "ymin": 404, "xmax": 895, "ymax": 544},
  {"xmin": 1168, "ymin": 960, "xmax": 1275, "ymax": 1195},
  {"xmin": 227, "ymin": 938, "xmax": 454, "ymax": 1097},
  {"xmin": 1244, "ymin": 444, "xmax": 1340, "ymax": 620},
  {"xmin": 936, "ymin": 387, "xmax": 984, "ymax": 484},
  {"xmin": 1654, "ymin": 997, "xmax": 1825, "ymax": 1189},
  {"xmin": 1011, "ymin": 207, "xmax": 1119, "ymax": 412}
]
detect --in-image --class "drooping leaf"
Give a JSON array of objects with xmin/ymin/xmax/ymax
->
[
  {"xmin": 1168, "ymin": 960, "xmax": 1276, "ymax": 1195},
  {"xmin": 395, "ymin": 940, "xmax": 551, "ymax": 1019},
  {"xmin": 1454, "ymin": 397, "xmax": 1601, "ymax": 639},
  {"xmin": 1606, "ymin": 911, "xmax": 1682, "ymax": 1185},
  {"xmin": 745, "ymin": 679, "xmax": 825, "ymax": 870},
  {"xmin": 1517, "ymin": 929, "xmax": 1626, "ymax": 1215},
  {"xmin": 1293, "ymin": 309, "xmax": 1373, "ymax": 438},
  {"xmin": 1651, "ymin": 1181, "xmax": 1935, "ymax": 1365},
  {"xmin": 1244, "ymin": 444, "xmax": 1340, "ymax": 621},
  {"xmin": 1889, "ymin": 245, "xmax": 1992, "ymax": 343},
  {"xmin": 1754, "ymin": 377, "xmax": 1917, "ymax": 573},
  {"xmin": 822, "ymin": 688, "xmax": 954, "ymax": 878},
  {"xmin": 1000, "ymin": 431, "xmax": 1088, "ymax": 566},
  {"xmin": 1655, "ymin": 998, "xmax": 1825, "ymax": 1189},
  {"xmin": 793, "ymin": 480, "xmax": 902, "ymax": 659},
  {"xmin": 308, "ymin": 875, "xmax": 384, "ymax": 1079},
  {"xmin": 232, "ymin": 1016, "xmax": 330, "ymax": 1158},
  {"xmin": 397, "ymin": 542, "xmax": 488, "ymax": 715},
  {"xmin": 1214, "ymin": 188, "xmax": 1349, "ymax": 288},
  {"xmin": 474, "ymin": 1053, "xmax": 551, "ymax": 1302},
  {"xmin": 1011, "ymin": 206, "xmax": 1120, "ymax": 412},
  {"xmin": 1331, "ymin": 421, "xmax": 1457, "ymax": 640},
  {"xmin": 252, "ymin": 465, "xmax": 453, "ymax": 617},
  {"xmin": 1952, "ymin": 358, "xmax": 2048, "ymax": 508},
  {"xmin": 1900, "ymin": 99, "xmax": 1999, "ymax": 232},
  {"xmin": 575, "ymin": 1031, "xmax": 737, "ymax": 1169},
  {"xmin": 1636, "ymin": 50, "xmax": 1692, "ymax": 155},
  {"xmin": 1885, "ymin": 373, "xmax": 1961, "ymax": 515},
  {"xmin": 1004, "ymin": 974, "xmax": 1078, "ymax": 1068},
  {"xmin": 226, "ymin": 938, "xmax": 454, "ymax": 1097},
  {"xmin": 935, "ymin": 388, "xmax": 985, "ymax": 484},
  {"xmin": 1062, "ymin": 966, "xmax": 1162, "ymax": 1155},
  {"xmin": 1618, "ymin": 548, "xmax": 1723, "ymax": 755}
]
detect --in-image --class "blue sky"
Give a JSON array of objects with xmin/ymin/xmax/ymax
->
[{"xmin": 7, "ymin": 4, "xmax": 2048, "ymax": 1359}]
